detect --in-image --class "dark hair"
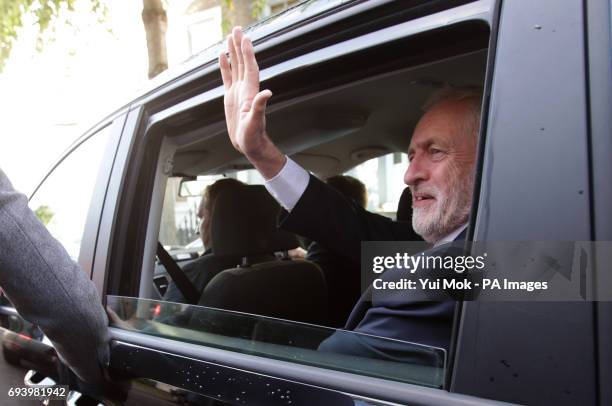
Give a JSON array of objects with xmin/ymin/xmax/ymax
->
[
  {"xmin": 202, "ymin": 177, "xmax": 245, "ymax": 215},
  {"xmin": 326, "ymin": 175, "xmax": 367, "ymax": 208},
  {"xmin": 200, "ymin": 178, "xmax": 245, "ymax": 248}
]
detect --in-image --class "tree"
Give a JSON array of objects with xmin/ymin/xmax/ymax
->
[
  {"xmin": 141, "ymin": 0, "xmax": 168, "ymax": 79},
  {"xmin": 184, "ymin": 0, "xmax": 267, "ymax": 44},
  {"xmin": 0, "ymin": 0, "xmax": 168, "ymax": 79},
  {"xmin": 138, "ymin": 0, "xmax": 268, "ymax": 80},
  {"xmin": 34, "ymin": 205, "xmax": 54, "ymax": 226},
  {"xmin": 221, "ymin": 0, "xmax": 263, "ymax": 35},
  {"xmin": 0, "ymin": 0, "xmax": 105, "ymax": 71},
  {"xmin": 1, "ymin": 0, "xmax": 270, "ymax": 77}
]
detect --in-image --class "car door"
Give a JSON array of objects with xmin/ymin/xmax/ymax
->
[
  {"xmin": 452, "ymin": 0, "xmax": 610, "ymax": 405},
  {"xmin": 89, "ymin": 1, "xmax": 514, "ymax": 405},
  {"xmin": 0, "ymin": 112, "xmax": 126, "ymax": 387}
]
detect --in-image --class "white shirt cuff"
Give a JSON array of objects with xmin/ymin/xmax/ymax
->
[{"xmin": 264, "ymin": 156, "xmax": 309, "ymax": 211}]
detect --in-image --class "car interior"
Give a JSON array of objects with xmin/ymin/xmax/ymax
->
[
  {"xmin": 147, "ymin": 47, "xmax": 488, "ymax": 327},
  {"xmin": 94, "ymin": 17, "xmax": 492, "ymax": 390}
]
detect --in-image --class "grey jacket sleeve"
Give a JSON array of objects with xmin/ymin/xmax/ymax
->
[{"xmin": 0, "ymin": 168, "xmax": 109, "ymax": 384}]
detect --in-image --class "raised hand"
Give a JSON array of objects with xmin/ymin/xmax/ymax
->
[{"xmin": 219, "ymin": 27, "xmax": 285, "ymax": 178}]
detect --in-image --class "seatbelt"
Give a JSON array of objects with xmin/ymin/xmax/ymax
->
[{"xmin": 156, "ymin": 242, "xmax": 200, "ymax": 305}]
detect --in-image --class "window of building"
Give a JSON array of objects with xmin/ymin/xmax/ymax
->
[{"xmin": 344, "ymin": 152, "xmax": 409, "ymax": 219}]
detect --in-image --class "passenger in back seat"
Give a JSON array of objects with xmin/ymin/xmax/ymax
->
[{"xmin": 163, "ymin": 178, "xmax": 245, "ymax": 303}]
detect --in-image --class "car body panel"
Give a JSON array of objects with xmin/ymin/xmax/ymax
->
[
  {"xmin": 111, "ymin": 328, "xmax": 516, "ymax": 406},
  {"xmin": 453, "ymin": 0, "xmax": 599, "ymax": 405}
]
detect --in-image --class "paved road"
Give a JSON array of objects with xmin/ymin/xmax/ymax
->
[{"xmin": 0, "ymin": 356, "xmax": 39, "ymax": 405}]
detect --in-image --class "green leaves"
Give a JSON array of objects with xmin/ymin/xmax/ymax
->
[
  {"xmin": 251, "ymin": 0, "xmax": 267, "ymax": 19},
  {"xmin": 0, "ymin": 0, "xmax": 106, "ymax": 72},
  {"xmin": 34, "ymin": 205, "xmax": 54, "ymax": 226}
]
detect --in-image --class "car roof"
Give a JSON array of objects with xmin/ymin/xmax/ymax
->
[{"xmin": 170, "ymin": 48, "xmax": 487, "ymax": 178}]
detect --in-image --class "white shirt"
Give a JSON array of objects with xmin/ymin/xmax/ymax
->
[
  {"xmin": 264, "ymin": 156, "xmax": 310, "ymax": 211},
  {"xmin": 433, "ymin": 223, "xmax": 468, "ymax": 247},
  {"xmin": 264, "ymin": 156, "xmax": 468, "ymax": 243}
]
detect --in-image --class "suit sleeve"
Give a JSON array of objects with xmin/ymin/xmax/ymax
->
[
  {"xmin": 0, "ymin": 168, "xmax": 109, "ymax": 384},
  {"xmin": 279, "ymin": 174, "xmax": 414, "ymax": 264}
]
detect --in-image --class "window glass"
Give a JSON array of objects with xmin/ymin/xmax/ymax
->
[
  {"xmin": 29, "ymin": 126, "xmax": 112, "ymax": 260},
  {"xmin": 344, "ymin": 152, "xmax": 409, "ymax": 219},
  {"xmin": 107, "ymin": 296, "xmax": 446, "ymax": 388},
  {"xmin": 158, "ymin": 169, "xmax": 265, "ymax": 255}
]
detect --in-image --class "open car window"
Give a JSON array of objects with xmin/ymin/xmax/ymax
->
[{"xmin": 104, "ymin": 5, "xmax": 491, "ymax": 399}]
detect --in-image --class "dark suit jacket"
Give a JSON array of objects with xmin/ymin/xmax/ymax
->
[
  {"xmin": 279, "ymin": 175, "xmax": 465, "ymax": 351},
  {"xmin": 163, "ymin": 248, "xmax": 243, "ymax": 304},
  {"xmin": 305, "ymin": 241, "xmax": 361, "ymax": 327}
]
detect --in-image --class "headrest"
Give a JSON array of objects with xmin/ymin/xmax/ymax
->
[
  {"xmin": 200, "ymin": 260, "xmax": 328, "ymax": 324},
  {"xmin": 396, "ymin": 187, "xmax": 423, "ymax": 241},
  {"xmin": 211, "ymin": 185, "xmax": 299, "ymax": 256},
  {"xmin": 396, "ymin": 187, "xmax": 413, "ymax": 222}
]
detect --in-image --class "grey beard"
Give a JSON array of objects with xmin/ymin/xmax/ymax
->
[{"xmin": 412, "ymin": 177, "xmax": 473, "ymax": 244}]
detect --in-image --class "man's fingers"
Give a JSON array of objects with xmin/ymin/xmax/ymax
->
[
  {"xmin": 105, "ymin": 306, "xmax": 121, "ymax": 323},
  {"xmin": 242, "ymin": 37, "xmax": 260, "ymax": 89},
  {"xmin": 227, "ymin": 34, "xmax": 239, "ymax": 83},
  {"xmin": 219, "ymin": 52, "xmax": 232, "ymax": 90},
  {"xmin": 232, "ymin": 27, "xmax": 245, "ymax": 81},
  {"xmin": 251, "ymin": 89, "xmax": 273, "ymax": 117}
]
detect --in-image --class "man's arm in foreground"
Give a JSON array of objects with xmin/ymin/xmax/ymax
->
[{"xmin": 0, "ymin": 168, "xmax": 109, "ymax": 384}]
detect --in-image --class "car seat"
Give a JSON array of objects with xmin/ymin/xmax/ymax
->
[
  {"xmin": 199, "ymin": 185, "xmax": 328, "ymax": 325},
  {"xmin": 396, "ymin": 187, "xmax": 423, "ymax": 241}
]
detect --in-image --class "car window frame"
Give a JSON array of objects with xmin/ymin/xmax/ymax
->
[
  {"xmin": 100, "ymin": 2, "xmax": 498, "ymax": 404},
  {"xmin": 452, "ymin": 0, "xmax": 599, "ymax": 404},
  {"xmin": 92, "ymin": 106, "xmax": 147, "ymax": 296},
  {"xmin": 585, "ymin": 1, "xmax": 612, "ymax": 404}
]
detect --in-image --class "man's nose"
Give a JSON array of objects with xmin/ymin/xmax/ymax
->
[{"xmin": 404, "ymin": 156, "xmax": 427, "ymax": 187}]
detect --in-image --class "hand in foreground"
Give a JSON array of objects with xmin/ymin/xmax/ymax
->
[
  {"xmin": 106, "ymin": 306, "xmax": 137, "ymax": 331},
  {"xmin": 288, "ymin": 247, "xmax": 307, "ymax": 260},
  {"xmin": 219, "ymin": 27, "xmax": 285, "ymax": 178}
]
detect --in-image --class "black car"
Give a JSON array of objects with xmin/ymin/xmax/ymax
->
[{"xmin": 1, "ymin": 0, "xmax": 611, "ymax": 405}]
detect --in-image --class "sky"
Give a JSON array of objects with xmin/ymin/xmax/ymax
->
[{"xmin": 0, "ymin": 0, "xmax": 149, "ymax": 195}]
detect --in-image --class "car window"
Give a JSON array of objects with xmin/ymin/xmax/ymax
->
[
  {"xmin": 108, "ymin": 12, "xmax": 491, "ymax": 396},
  {"xmin": 29, "ymin": 125, "xmax": 112, "ymax": 260},
  {"xmin": 158, "ymin": 169, "xmax": 265, "ymax": 255},
  {"xmin": 107, "ymin": 295, "xmax": 446, "ymax": 388},
  {"xmin": 158, "ymin": 153, "xmax": 407, "ymax": 258},
  {"xmin": 142, "ymin": 160, "xmax": 444, "ymax": 386},
  {"xmin": 344, "ymin": 152, "xmax": 409, "ymax": 219}
]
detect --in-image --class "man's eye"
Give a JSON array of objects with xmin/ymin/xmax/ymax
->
[{"xmin": 429, "ymin": 148, "xmax": 447, "ymax": 160}]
